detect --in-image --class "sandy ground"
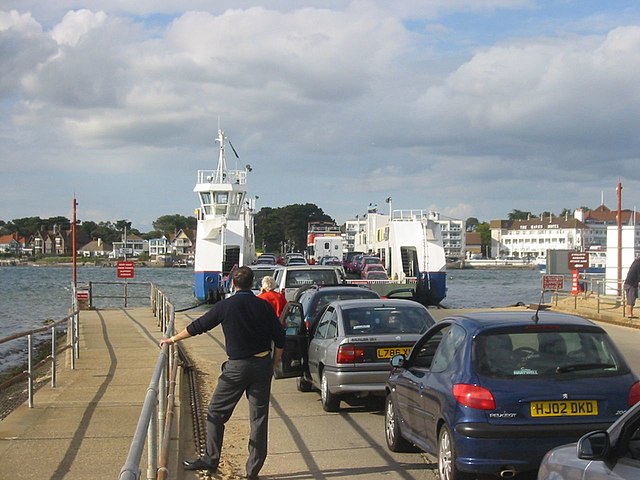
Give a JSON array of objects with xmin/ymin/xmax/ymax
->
[{"xmin": 184, "ymin": 351, "xmax": 252, "ymax": 480}]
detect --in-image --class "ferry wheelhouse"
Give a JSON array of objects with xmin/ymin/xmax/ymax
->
[{"xmin": 193, "ymin": 129, "xmax": 256, "ymax": 302}]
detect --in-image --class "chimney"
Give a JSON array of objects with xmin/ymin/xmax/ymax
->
[{"xmin": 98, "ymin": 238, "xmax": 102, "ymax": 247}]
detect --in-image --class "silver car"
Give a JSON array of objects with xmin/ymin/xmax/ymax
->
[
  {"xmin": 538, "ymin": 399, "xmax": 640, "ymax": 479},
  {"xmin": 275, "ymin": 298, "xmax": 435, "ymax": 412}
]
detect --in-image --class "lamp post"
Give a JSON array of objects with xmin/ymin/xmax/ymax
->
[{"xmin": 72, "ymin": 195, "xmax": 78, "ymax": 288}]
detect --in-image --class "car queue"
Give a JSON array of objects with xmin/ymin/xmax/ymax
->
[{"xmin": 254, "ymin": 253, "xmax": 640, "ymax": 480}]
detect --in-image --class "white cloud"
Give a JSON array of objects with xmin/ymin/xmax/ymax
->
[
  {"xmin": 51, "ymin": 9, "xmax": 107, "ymax": 46},
  {"xmin": 0, "ymin": 2, "xmax": 639, "ymax": 230}
]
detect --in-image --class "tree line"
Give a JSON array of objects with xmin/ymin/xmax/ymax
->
[
  {"xmin": 0, "ymin": 215, "xmax": 197, "ymax": 244},
  {"xmin": 1, "ymin": 206, "xmax": 580, "ymax": 255},
  {"xmin": 0, "ymin": 204, "xmax": 332, "ymax": 253}
]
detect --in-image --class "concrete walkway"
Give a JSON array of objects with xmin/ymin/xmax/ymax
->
[{"xmin": 0, "ymin": 307, "xmax": 180, "ymax": 480}]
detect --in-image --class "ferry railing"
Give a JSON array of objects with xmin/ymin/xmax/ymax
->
[
  {"xmin": 87, "ymin": 280, "xmax": 150, "ymax": 308},
  {"xmin": 196, "ymin": 168, "xmax": 247, "ymax": 185},
  {"xmin": 118, "ymin": 283, "xmax": 179, "ymax": 480},
  {"xmin": 0, "ymin": 304, "xmax": 80, "ymax": 409}
]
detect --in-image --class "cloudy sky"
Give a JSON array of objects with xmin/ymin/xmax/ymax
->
[{"xmin": 2, "ymin": 1, "xmax": 640, "ymax": 231}]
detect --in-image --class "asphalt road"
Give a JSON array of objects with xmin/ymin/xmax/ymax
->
[{"xmin": 258, "ymin": 308, "xmax": 640, "ymax": 480}]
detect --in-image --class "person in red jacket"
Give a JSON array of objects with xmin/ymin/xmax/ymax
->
[{"xmin": 258, "ymin": 276, "xmax": 287, "ymax": 316}]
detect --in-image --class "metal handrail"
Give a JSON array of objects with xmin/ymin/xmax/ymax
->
[
  {"xmin": 0, "ymin": 308, "xmax": 80, "ymax": 408},
  {"xmin": 118, "ymin": 283, "xmax": 177, "ymax": 480},
  {"xmin": 547, "ymin": 274, "xmax": 626, "ymax": 318},
  {"xmin": 88, "ymin": 281, "xmax": 150, "ymax": 308}
]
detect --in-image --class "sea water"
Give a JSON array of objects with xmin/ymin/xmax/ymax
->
[{"xmin": 0, "ymin": 265, "xmax": 544, "ymax": 372}]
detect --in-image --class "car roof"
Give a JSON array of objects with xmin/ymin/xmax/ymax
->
[
  {"xmin": 300, "ymin": 285, "xmax": 378, "ymax": 296},
  {"xmin": 330, "ymin": 298, "xmax": 428, "ymax": 310},
  {"xmin": 441, "ymin": 310, "xmax": 601, "ymax": 335},
  {"xmin": 277, "ymin": 265, "xmax": 339, "ymax": 271},
  {"xmin": 249, "ymin": 264, "xmax": 277, "ymax": 271}
]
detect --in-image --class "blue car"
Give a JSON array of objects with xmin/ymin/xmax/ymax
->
[{"xmin": 384, "ymin": 311, "xmax": 640, "ymax": 480}]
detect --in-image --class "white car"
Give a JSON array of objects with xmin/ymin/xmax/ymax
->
[
  {"xmin": 538, "ymin": 399, "xmax": 640, "ymax": 480},
  {"xmin": 273, "ymin": 265, "xmax": 344, "ymax": 301}
]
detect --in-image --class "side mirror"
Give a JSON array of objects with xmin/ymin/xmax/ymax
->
[
  {"xmin": 390, "ymin": 354, "xmax": 406, "ymax": 368},
  {"xmin": 577, "ymin": 430, "xmax": 610, "ymax": 460}
]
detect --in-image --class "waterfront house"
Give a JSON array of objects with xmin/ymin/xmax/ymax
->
[
  {"xmin": 170, "ymin": 228, "xmax": 195, "ymax": 257},
  {"xmin": 79, "ymin": 239, "xmax": 113, "ymax": 257},
  {"xmin": 0, "ymin": 233, "xmax": 28, "ymax": 255},
  {"xmin": 464, "ymin": 232, "xmax": 483, "ymax": 258},
  {"xmin": 111, "ymin": 234, "xmax": 148, "ymax": 258},
  {"xmin": 148, "ymin": 236, "xmax": 170, "ymax": 259},
  {"xmin": 29, "ymin": 226, "xmax": 90, "ymax": 256},
  {"xmin": 575, "ymin": 204, "xmax": 640, "ymax": 250}
]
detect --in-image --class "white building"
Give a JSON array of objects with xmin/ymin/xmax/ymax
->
[
  {"xmin": 490, "ymin": 216, "xmax": 587, "ymax": 260},
  {"xmin": 605, "ymin": 224, "xmax": 640, "ymax": 295},
  {"xmin": 344, "ymin": 217, "xmax": 367, "ymax": 253},
  {"xmin": 429, "ymin": 212, "xmax": 465, "ymax": 260},
  {"xmin": 148, "ymin": 236, "xmax": 170, "ymax": 258}
]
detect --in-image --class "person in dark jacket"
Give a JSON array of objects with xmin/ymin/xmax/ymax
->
[
  {"xmin": 159, "ymin": 266, "xmax": 285, "ymax": 479},
  {"xmin": 624, "ymin": 256, "xmax": 640, "ymax": 318}
]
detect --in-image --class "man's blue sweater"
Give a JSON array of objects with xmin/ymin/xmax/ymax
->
[{"xmin": 186, "ymin": 290, "xmax": 286, "ymax": 360}]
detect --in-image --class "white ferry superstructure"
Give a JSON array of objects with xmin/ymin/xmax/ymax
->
[
  {"xmin": 193, "ymin": 129, "xmax": 256, "ymax": 302},
  {"xmin": 354, "ymin": 209, "xmax": 447, "ymax": 305}
]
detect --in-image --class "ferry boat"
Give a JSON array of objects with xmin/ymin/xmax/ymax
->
[
  {"xmin": 354, "ymin": 209, "xmax": 448, "ymax": 305},
  {"xmin": 193, "ymin": 129, "xmax": 256, "ymax": 302}
]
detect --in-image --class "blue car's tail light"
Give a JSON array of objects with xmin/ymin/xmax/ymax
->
[
  {"xmin": 629, "ymin": 381, "xmax": 640, "ymax": 406},
  {"xmin": 453, "ymin": 384, "xmax": 496, "ymax": 410}
]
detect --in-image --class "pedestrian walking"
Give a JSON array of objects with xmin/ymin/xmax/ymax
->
[
  {"xmin": 624, "ymin": 256, "xmax": 640, "ymax": 318},
  {"xmin": 257, "ymin": 275, "xmax": 287, "ymax": 316},
  {"xmin": 159, "ymin": 266, "xmax": 285, "ymax": 479}
]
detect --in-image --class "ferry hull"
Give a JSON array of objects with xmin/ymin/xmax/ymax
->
[
  {"xmin": 194, "ymin": 271, "xmax": 224, "ymax": 303},
  {"xmin": 417, "ymin": 271, "xmax": 447, "ymax": 305}
]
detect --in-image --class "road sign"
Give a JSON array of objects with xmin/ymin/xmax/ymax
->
[
  {"xmin": 117, "ymin": 261, "xmax": 135, "ymax": 279},
  {"xmin": 542, "ymin": 275, "xmax": 564, "ymax": 291},
  {"xmin": 568, "ymin": 252, "xmax": 589, "ymax": 270}
]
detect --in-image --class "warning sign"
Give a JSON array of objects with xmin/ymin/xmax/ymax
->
[
  {"xmin": 117, "ymin": 261, "xmax": 135, "ymax": 279},
  {"xmin": 542, "ymin": 275, "xmax": 564, "ymax": 291}
]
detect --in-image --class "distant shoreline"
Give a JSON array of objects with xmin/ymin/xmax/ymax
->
[{"xmin": 0, "ymin": 260, "xmax": 168, "ymax": 268}]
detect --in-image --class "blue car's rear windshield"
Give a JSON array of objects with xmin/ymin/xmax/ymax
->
[{"xmin": 474, "ymin": 329, "xmax": 629, "ymax": 379}]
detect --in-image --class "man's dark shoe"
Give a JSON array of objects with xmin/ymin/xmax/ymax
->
[{"xmin": 182, "ymin": 458, "xmax": 217, "ymax": 471}]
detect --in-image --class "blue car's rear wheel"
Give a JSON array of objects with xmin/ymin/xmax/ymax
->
[{"xmin": 438, "ymin": 425, "xmax": 472, "ymax": 480}]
